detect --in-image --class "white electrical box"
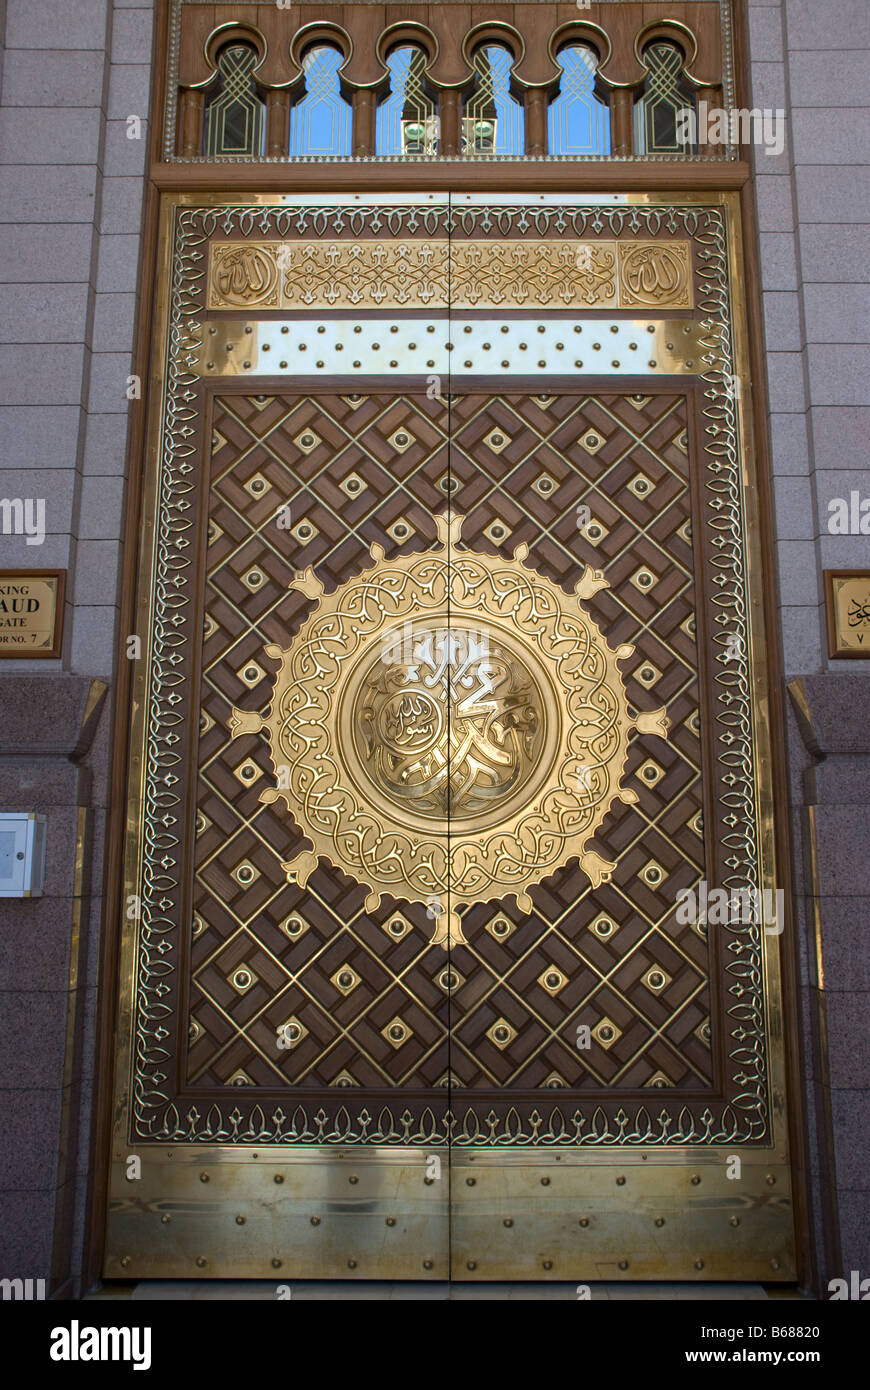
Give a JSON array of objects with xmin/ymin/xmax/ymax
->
[{"xmin": 0, "ymin": 813, "xmax": 47, "ymax": 897}]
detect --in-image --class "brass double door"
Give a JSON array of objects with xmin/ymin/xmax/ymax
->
[{"xmin": 106, "ymin": 192, "xmax": 796, "ymax": 1282}]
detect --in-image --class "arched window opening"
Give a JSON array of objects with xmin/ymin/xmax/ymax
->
[
  {"xmin": 634, "ymin": 41, "xmax": 698, "ymax": 155},
  {"xmin": 203, "ymin": 42, "xmax": 265, "ymax": 157},
  {"xmin": 376, "ymin": 45, "xmax": 439, "ymax": 156},
  {"xmin": 463, "ymin": 44, "xmax": 524, "ymax": 155},
  {"xmin": 288, "ymin": 44, "xmax": 352, "ymax": 156},
  {"xmin": 548, "ymin": 44, "xmax": 610, "ymax": 156}
]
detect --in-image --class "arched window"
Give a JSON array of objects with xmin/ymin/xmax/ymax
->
[
  {"xmin": 634, "ymin": 41, "xmax": 698, "ymax": 155},
  {"xmin": 463, "ymin": 44, "xmax": 524, "ymax": 155},
  {"xmin": 203, "ymin": 42, "xmax": 265, "ymax": 157},
  {"xmin": 289, "ymin": 45, "xmax": 352, "ymax": 157},
  {"xmin": 548, "ymin": 44, "xmax": 610, "ymax": 156},
  {"xmin": 376, "ymin": 45, "xmax": 438, "ymax": 156}
]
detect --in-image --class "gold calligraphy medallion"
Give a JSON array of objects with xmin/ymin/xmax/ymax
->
[{"xmin": 230, "ymin": 515, "xmax": 669, "ymax": 946}]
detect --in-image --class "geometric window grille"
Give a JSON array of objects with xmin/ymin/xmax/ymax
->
[
  {"xmin": 548, "ymin": 44, "xmax": 611, "ymax": 155},
  {"xmin": 634, "ymin": 42, "xmax": 698, "ymax": 155},
  {"xmin": 464, "ymin": 44, "xmax": 524, "ymax": 155},
  {"xmin": 376, "ymin": 45, "xmax": 438, "ymax": 155},
  {"xmin": 203, "ymin": 43, "xmax": 265, "ymax": 157},
  {"xmin": 288, "ymin": 45, "xmax": 352, "ymax": 157}
]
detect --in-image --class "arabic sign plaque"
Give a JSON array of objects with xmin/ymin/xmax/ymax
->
[
  {"xmin": 0, "ymin": 570, "xmax": 65, "ymax": 658},
  {"xmin": 825, "ymin": 570, "xmax": 870, "ymax": 659}
]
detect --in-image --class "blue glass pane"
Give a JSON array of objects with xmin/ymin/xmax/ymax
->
[
  {"xmin": 548, "ymin": 46, "xmax": 610, "ymax": 156},
  {"xmin": 465, "ymin": 45, "xmax": 524, "ymax": 155},
  {"xmin": 376, "ymin": 46, "xmax": 437, "ymax": 156},
  {"xmin": 289, "ymin": 45, "xmax": 352, "ymax": 156}
]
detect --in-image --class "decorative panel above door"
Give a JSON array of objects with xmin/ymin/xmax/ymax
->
[{"xmin": 106, "ymin": 194, "xmax": 795, "ymax": 1283}]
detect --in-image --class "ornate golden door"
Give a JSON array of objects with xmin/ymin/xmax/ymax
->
[{"xmin": 105, "ymin": 193, "xmax": 796, "ymax": 1282}]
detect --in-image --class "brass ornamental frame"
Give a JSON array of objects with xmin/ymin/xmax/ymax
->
[{"xmin": 105, "ymin": 191, "xmax": 794, "ymax": 1282}]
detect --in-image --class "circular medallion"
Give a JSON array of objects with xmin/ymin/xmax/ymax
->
[{"xmin": 230, "ymin": 514, "xmax": 669, "ymax": 946}]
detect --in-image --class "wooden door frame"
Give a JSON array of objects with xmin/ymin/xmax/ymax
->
[{"xmin": 85, "ymin": 0, "xmax": 813, "ymax": 1291}]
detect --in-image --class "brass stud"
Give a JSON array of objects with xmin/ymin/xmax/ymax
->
[
  {"xmin": 161, "ymin": 1214, "xmax": 170, "ymax": 1224},
  {"xmin": 310, "ymin": 1216, "xmax": 321, "ymax": 1226},
  {"xmin": 618, "ymin": 1260, "xmax": 628, "ymax": 1270},
  {"xmin": 543, "ymin": 1260, "xmax": 553, "ymax": 1270},
  {"xmin": 199, "ymin": 1172, "xmax": 210, "ymax": 1183},
  {"xmin": 771, "ymin": 1258, "xmax": 781, "ymax": 1271},
  {"xmin": 694, "ymin": 1260, "xmax": 704, "ymax": 1270},
  {"xmin": 235, "ymin": 1215, "xmax": 245, "ymax": 1225},
  {"xmin": 655, "ymin": 1218, "xmax": 665, "ymax": 1227},
  {"xmin": 386, "ymin": 1217, "xmax": 396, "ymax": 1227},
  {"xmin": 196, "ymin": 1257, "xmax": 206, "ymax": 1268},
  {"xmin": 503, "ymin": 1219, "xmax": 513, "ymax": 1228},
  {"xmin": 348, "ymin": 1259, "xmax": 357, "ymax": 1269},
  {"xmin": 466, "ymin": 1177, "xmax": 476, "ymax": 1186},
  {"xmin": 272, "ymin": 1259, "xmax": 282, "ymax": 1268},
  {"xmin": 120, "ymin": 1256, "xmax": 130, "ymax": 1268},
  {"xmin": 424, "ymin": 1176, "xmax": 434, "ymax": 1186},
  {"xmin": 349, "ymin": 1176, "xmax": 359, "ymax": 1185},
  {"xmin": 579, "ymin": 1218, "xmax": 589, "ymax": 1228},
  {"xmin": 423, "ymin": 1260, "xmax": 433, "ymax": 1270},
  {"xmin": 467, "ymin": 1261, "xmax": 477, "ymax": 1271},
  {"xmin": 766, "ymin": 1174, "xmax": 776, "ymax": 1186},
  {"xmin": 729, "ymin": 1217, "xmax": 740, "ymax": 1227},
  {"xmin": 274, "ymin": 1174, "xmax": 284, "ymax": 1184},
  {"xmin": 691, "ymin": 1174, "xmax": 701, "ymax": 1185},
  {"xmin": 616, "ymin": 1176, "xmax": 626, "ymax": 1186},
  {"xmin": 540, "ymin": 1177, "xmax": 550, "ymax": 1186}
]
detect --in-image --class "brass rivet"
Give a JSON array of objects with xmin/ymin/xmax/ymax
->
[
  {"xmin": 386, "ymin": 1217, "xmax": 396, "ymax": 1227},
  {"xmin": 236, "ymin": 1215, "xmax": 245, "ymax": 1225},
  {"xmin": 274, "ymin": 1174, "xmax": 284, "ymax": 1184},
  {"xmin": 466, "ymin": 1177, "xmax": 476, "ymax": 1186},
  {"xmin": 771, "ymin": 1258, "xmax": 781, "ymax": 1271},
  {"xmin": 579, "ymin": 1218, "xmax": 589, "ymax": 1228},
  {"xmin": 616, "ymin": 1176, "xmax": 626, "ymax": 1186},
  {"xmin": 348, "ymin": 1259, "xmax": 357, "ymax": 1269},
  {"xmin": 467, "ymin": 1261, "xmax": 477, "ymax": 1271},
  {"xmin": 423, "ymin": 1259, "xmax": 433, "ymax": 1270},
  {"xmin": 543, "ymin": 1260, "xmax": 553, "ymax": 1270},
  {"xmin": 730, "ymin": 1216, "xmax": 740, "ymax": 1227},
  {"xmin": 310, "ymin": 1216, "xmax": 321, "ymax": 1226},
  {"xmin": 349, "ymin": 1176, "xmax": 358, "ymax": 1185},
  {"xmin": 120, "ymin": 1256, "xmax": 130, "ymax": 1268},
  {"xmin": 160, "ymin": 1213, "xmax": 171, "ymax": 1224},
  {"xmin": 196, "ymin": 1257, "xmax": 206, "ymax": 1267},
  {"xmin": 541, "ymin": 1177, "xmax": 550, "ymax": 1186},
  {"xmin": 691, "ymin": 1174, "xmax": 701, "ymax": 1185},
  {"xmin": 199, "ymin": 1172, "xmax": 210, "ymax": 1183},
  {"xmin": 503, "ymin": 1218, "xmax": 513, "ymax": 1228},
  {"xmin": 655, "ymin": 1218, "xmax": 665, "ymax": 1227},
  {"xmin": 766, "ymin": 1175, "xmax": 776, "ymax": 1186},
  {"xmin": 272, "ymin": 1259, "xmax": 281, "ymax": 1268},
  {"xmin": 618, "ymin": 1260, "xmax": 628, "ymax": 1270},
  {"xmin": 694, "ymin": 1260, "xmax": 704, "ymax": 1270}
]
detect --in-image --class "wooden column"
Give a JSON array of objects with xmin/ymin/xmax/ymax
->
[
  {"xmin": 266, "ymin": 90, "xmax": 290, "ymax": 157},
  {"xmin": 439, "ymin": 89, "xmax": 460, "ymax": 156},
  {"xmin": 179, "ymin": 89, "xmax": 204, "ymax": 157},
  {"xmin": 524, "ymin": 88, "xmax": 547, "ymax": 156},
  {"xmin": 609, "ymin": 88, "xmax": 634, "ymax": 156},
  {"xmin": 695, "ymin": 84, "xmax": 722, "ymax": 156},
  {"xmin": 352, "ymin": 89, "xmax": 375, "ymax": 156}
]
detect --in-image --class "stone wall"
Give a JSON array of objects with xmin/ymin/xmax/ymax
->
[
  {"xmin": 748, "ymin": 0, "xmax": 870, "ymax": 1288},
  {"xmin": 0, "ymin": 0, "xmax": 866, "ymax": 1296},
  {"xmin": 0, "ymin": 0, "xmax": 153, "ymax": 1297}
]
